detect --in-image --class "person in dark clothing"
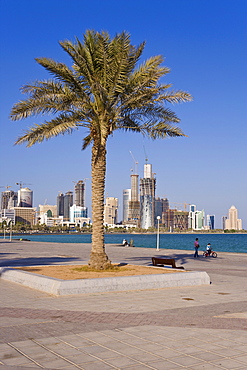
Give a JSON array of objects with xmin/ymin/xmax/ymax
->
[{"xmin": 194, "ymin": 238, "xmax": 200, "ymax": 258}]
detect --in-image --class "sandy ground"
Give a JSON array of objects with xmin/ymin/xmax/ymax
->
[{"xmin": 16, "ymin": 264, "xmax": 179, "ymax": 280}]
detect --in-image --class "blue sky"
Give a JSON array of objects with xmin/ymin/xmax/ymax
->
[{"xmin": 0, "ymin": 0, "xmax": 246, "ymax": 228}]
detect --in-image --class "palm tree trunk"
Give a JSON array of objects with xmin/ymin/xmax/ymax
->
[{"xmin": 88, "ymin": 140, "xmax": 111, "ymax": 269}]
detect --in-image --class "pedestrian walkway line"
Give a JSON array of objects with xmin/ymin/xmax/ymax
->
[
  {"xmin": 58, "ymin": 333, "xmax": 170, "ymax": 369},
  {"xmin": 32, "ymin": 337, "xmax": 118, "ymax": 370},
  {"xmin": 75, "ymin": 329, "xmax": 204, "ymax": 369},
  {"xmin": 8, "ymin": 342, "xmax": 45, "ymax": 368},
  {"xmin": 77, "ymin": 327, "xmax": 247, "ymax": 369}
]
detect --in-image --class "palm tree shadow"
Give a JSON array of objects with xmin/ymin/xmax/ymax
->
[{"xmin": 0, "ymin": 256, "xmax": 81, "ymax": 267}]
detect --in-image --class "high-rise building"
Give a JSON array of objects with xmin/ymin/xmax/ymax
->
[
  {"xmin": 74, "ymin": 180, "xmax": 85, "ymax": 207},
  {"xmin": 222, "ymin": 216, "xmax": 227, "ymax": 230},
  {"xmin": 206, "ymin": 215, "xmax": 215, "ymax": 230},
  {"xmin": 188, "ymin": 205, "xmax": 205, "ymax": 230},
  {"xmin": 140, "ymin": 163, "xmax": 156, "ymax": 229},
  {"xmin": 155, "ymin": 197, "xmax": 169, "ymax": 225},
  {"xmin": 224, "ymin": 205, "xmax": 242, "ymax": 230},
  {"xmin": 104, "ymin": 197, "xmax": 118, "ymax": 225},
  {"xmin": 18, "ymin": 187, "xmax": 33, "ymax": 207},
  {"xmin": 57, "ymin": 193, "xmax": 64, "ymax": 216},
  {"xmin": 64, "ymin": 191, "xmax": 73, "ymax": 221},
  {"xmin": 1, "ymin": 190, "xmax": 18, "ymax": 209},
  {"xmin": 128, "ymin": 174, "xmax": 140, "ymax": 225},
  {"xmin": 123, "ymin": 189, "xmax": 131, "ymax": 223}
]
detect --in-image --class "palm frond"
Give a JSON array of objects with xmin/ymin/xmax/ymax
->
[
  {"xmin": 15, "ymin": 113, "xmax": 88, "ymax": 147},
  {"xmin": 82, "ymin": 133, "xmax": 93, "ymax": 150},
  {"xmin": 140, "ymin": 121, "xmax": 186, "ymax": 139},
  {"xmin": 157, "ymin": 90, "xmax": 193, "ymax": 104}
]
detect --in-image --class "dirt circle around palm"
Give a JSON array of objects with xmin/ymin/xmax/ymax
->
[{"xmin": 17, "ymin": 264, "xmax": 180, "ymax": 280}]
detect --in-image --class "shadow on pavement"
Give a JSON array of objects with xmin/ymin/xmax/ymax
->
[
  {"xmin": 122, "ymin": 252, "xmax": 222, "ymax": 267},
  {"xmin": 0, "ymin": 252, "xmax": 18, "ymax": 257},
  {"xmin": 0, "ymin": 256, "xmax": 81, "ymax": 267}
]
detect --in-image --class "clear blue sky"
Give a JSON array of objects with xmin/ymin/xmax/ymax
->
[{"xmin": 0, "ymin": 0, "xmax": 246, "ymax": 228}]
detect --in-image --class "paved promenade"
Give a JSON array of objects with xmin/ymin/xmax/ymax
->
[{"xmin": 0, "ymin": 239, "xmax": 247, "ymax": 369}]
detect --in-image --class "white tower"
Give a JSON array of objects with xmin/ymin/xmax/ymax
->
[
  {"xmin": 18, "ymin": 187, "xmax": 33, "ymax": 207},
  {"xmin": 140, "ymin": 163, "xmax": 156, "ymax": 229}
]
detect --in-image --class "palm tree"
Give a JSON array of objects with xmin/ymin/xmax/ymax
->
[{"xmin": 10, "ymin": 30, "xmax": 192, "ymax": 269}]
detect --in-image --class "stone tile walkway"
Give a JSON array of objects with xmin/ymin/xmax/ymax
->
[{"xmin": 0, "ymin": 240, "xmax": 247, "ymax": 369}]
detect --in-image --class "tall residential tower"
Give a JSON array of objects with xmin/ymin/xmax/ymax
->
[{"xmin": 224, "ymin": 205, "xmax": 242, "ymax": 230}]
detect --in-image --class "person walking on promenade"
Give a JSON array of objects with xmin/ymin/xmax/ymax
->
[{"xmin": 194, "ymin": 238, "xmax": 200, "ymax": 258}]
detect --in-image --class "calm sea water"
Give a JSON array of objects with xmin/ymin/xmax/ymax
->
[{"xmin": 4, "ymin": 233, "xmax": 247, "ymax": 254}]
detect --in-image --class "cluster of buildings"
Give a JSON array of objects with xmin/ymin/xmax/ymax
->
[
  {"xmin": 0, "ymin": 181, "xmax": 90, "ymax": 228},
  {"xmin": 104, "ymin": 162, "xmax": 243, "ymax": 231},
  {"xmin": 0, "ymin": 165, "xmax": 243, "ymax": 231},
  {"xmin": 105, "ymin": 163, "xmax": 208, "ymax": 231}
]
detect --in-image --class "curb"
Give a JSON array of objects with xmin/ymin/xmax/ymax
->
[{"xmin": 0, "ymin": 267, "xmax": 210, "ymax": 296}]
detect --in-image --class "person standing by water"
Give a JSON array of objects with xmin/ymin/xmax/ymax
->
[{"xmin": 194, "ymin": 238, "xmax": 200, "ymax": 258}]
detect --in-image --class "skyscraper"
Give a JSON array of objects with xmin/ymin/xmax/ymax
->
[
  {"xmin": 128, "ymin": 174, "xmax": 140, "ymax": 225},
  {"xmin": 225, "ymin": 205, "xmax": 242, "ymax": 230},
  {"xmin": 155, "ymin": 197, "xmax": 169, "ymax": 225},
  {"xmin": 206, "ymin": 215, "xmax": 215, "ymax": 230},
  {"xmin": 57, "ymin": 193, "xmax": 64, "ymax": 216},
  {"xmin": 140, "ymin": 163, "xmax": 156, "ymax": 229},
  {"xmin": 222, "ymin": 216, "xmax": 227, "ymax": 230},
  {"xmin": 64, "ymin": 191, "xmax": 73, "ymax": 221},
  {"xmin": 188, "ymin": 205, "xmax": 205, "ymax": 230},
  {"xmin": 123, "ymin": 189, "xmax": 131, "ymax": 223},
  {"xmin": 1, "ymin": 190, "xmax": 17, "ymax": 209},
  {"xmin": 74, "ymin": 180, "xmax": 85, "ymax": 207},
  {"xmin": 104, "ymin": 197, "xmax": 118, "ymax": 225}
]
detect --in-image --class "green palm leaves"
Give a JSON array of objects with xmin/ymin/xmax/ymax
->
[{"xmin": 10, "ymin": 30, "xmax": 192, "ymax": 148}]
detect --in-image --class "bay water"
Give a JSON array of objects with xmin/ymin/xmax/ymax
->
[{"xmin": 6, "ymin": 233, "xmax": 247, "ymax": 254}]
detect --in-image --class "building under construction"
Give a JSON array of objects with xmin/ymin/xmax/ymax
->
[
  {"xmin": 140, "ymin": 164, "xmax": 156, "ymax": 229},
  {"xmin": 74, "ymin": 180, "xmax": 85, "ymax": 207},
  {"xmin": 1, "ymin": 190, "xmax": 18, "ymax": 209},
  {"xmin": 127, "ymin": 174, "xmax": 140, "ymax": 225},
  {"xmin": 163, "ymin": 209, "xmax": 189, "ymax": 231}
]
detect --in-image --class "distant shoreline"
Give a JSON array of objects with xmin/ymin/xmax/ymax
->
[{"xmin": 1, "ymin": 231, "xmax": 247, "ymax": 237}]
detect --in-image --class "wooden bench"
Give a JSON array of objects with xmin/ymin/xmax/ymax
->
[{"xmin": 152, "ymin": 257, "xmax": 184, "ymax": 269}]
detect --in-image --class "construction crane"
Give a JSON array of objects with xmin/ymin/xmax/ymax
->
[
  {"xmin": 129, "ymin": 151, "xmax": 138, "ymax": 174},
  {"xmin": 0, "ymin": 185, "xmax": 12, "ymax": 191},
  {"xmin": 16, "ymin": 182, "xmax": 32, "ymax": 189},
  {"xmin": 170, "ymin": 202, "xmax": 191, "ymax": 211},
  {"xmin": 143, "ymin": 145, "xmax": 148, "ymax": 163}
]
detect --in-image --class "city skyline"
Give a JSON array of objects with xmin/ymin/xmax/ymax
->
[
  {"xmin": 0, "ymin": 0, "xmax": 246, "ymax": 229},
  {"xmin": 0, "ymin": 176, "xmax": 244, "ymax": 230}
]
